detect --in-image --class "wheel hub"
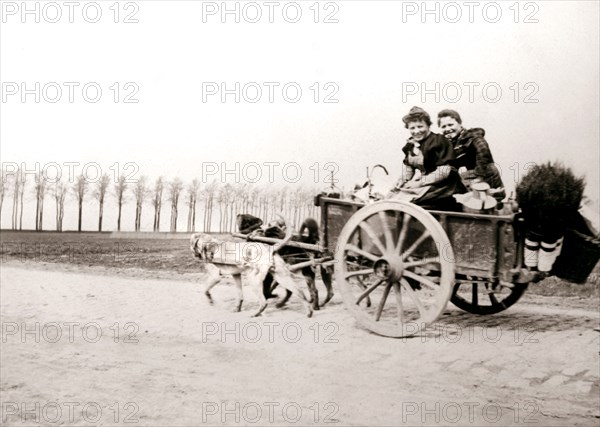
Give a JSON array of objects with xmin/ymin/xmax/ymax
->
[{"xmin": 373, "ymin": 255, "xmax": 404, "ymax": 282}]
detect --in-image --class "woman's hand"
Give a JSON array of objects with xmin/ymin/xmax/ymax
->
[{"xmin": 403, "ymin": 179, "xmax": 423, "ymax": 189}]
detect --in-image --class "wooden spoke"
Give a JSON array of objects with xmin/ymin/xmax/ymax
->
[
  {"xmin": 356, "ymin": 279, "xmax": 384, "ymax": 305},
  {"xmin": 472, "ymin": 283, "xmax": 478, "ymax": 306},
  {"xmin": 345, "ymin": 268, "xmax": 375, "ymax": 279},
  {"xmin": 378, "ymin": 211, "xmax": 394, "ymax": 251},
  {"xmin": 400, "ymin": 278, "xmax": 427, "ymax": 317},
  {"xmin": 358, "ymin": 222, "xmax": 388, "ymax": 255},
  {"xmin": 404, "ymin": 257, "xmax": 440, "ymax": 268},
  {"xmin": 375, "ymin": 282, "xmax": 393, "ymax": 321},
  {"xmin": 401, "ymin": 230, "xmax": 431, "ymax": 260},
  {"xmin": 345, "ymin": 244, "xmax": 380, "ymax": 262},
  {"xmin": 395, "ymin": 213, "xmax": 411, "ymax": 255},
  {"xmin": 403, "ymin": 270, "xmax": 439, "ymax": 291},
  {"xmin": 488, "ymin": 292, "xmax": 499, "ymax": 306},
  {"xmin": 392, "ymin": 281, "xmax": 405, "ymax": 323}
]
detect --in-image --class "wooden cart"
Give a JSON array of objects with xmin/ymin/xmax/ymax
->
[{"xmin": 315, "ymin": 196, "xmax": 540, "ymax": 337}]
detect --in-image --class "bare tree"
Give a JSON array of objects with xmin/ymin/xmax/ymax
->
[
  {"xmin": 34, "ymin": 173, "xmax": 48, "ymax": 231},
  {"xmin": 53, "ymin": 180, "xmax": 68, "ymax": 231},
  {"xmin": 133, "ymin": 176, "xmax": 148, "ymax": 232},
  {"xmin": 114, "ymin": 175, "xmax": 128, "ymax": 232},
  {"xmin": 186, "ymin": 179, "xmax": 200, "ymax": 232},
  {"xmin": 217, "ymin": 184, "xmax": 234, "ymax": 232},
  {"xmin": 93, "ymin": 174, "xmax": 111, "ymax": 231},
  {"xmin": 10, "ymin": 168, "xmax": 19, "ymax": 230},
  {"xmin": 18, "ymin": 175, "xmax": 26, "ymax": 230},
  {"xmin": 73, "ymin": 174, "xmax": 88, "ymax": 232},
  {"xmin": 0, "ymin": 168, "xmax": 8, "ymax": 224},
  {"xmin": 151, "ymin": 177, "xmax": 164, "ymax": 232},
  {"xmin": 10, "ymin": 168, "xmax": 27, "ymax": 230},
  {"xmin": 201, "ymin": 181, "xmax": 218, "ymax": 232},
  {"xmin": 168, "ymin": 178, "xmax": 184, "ymax": 232}
]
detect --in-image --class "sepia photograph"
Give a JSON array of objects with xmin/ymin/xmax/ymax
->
[{"xmin": 1, "ymin": 1, "xmax": 599, "ymax": 425}]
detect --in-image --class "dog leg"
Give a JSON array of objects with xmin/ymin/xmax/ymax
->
[
  {"xmin": 263, "ymin": 273, "xmax": 279, "ymax": 299},
  {"xmin": 203, "ymin": 264, "xmax": 221, "ymax": 304},
  {"xmin": 303, "ymin": 267, "xmax": 319, "ymax": 311},
  {"xmin": 233, "ymin": 274, "xmax": 244, "ymax": 312},
  {"xmin": 275, "ymin": 290, "xmax": 292, "ymax": 308},
  {"xmin": 319, "ymin": 265, "xmax": 334, "ymax": 307},
  {"xmin": 273, "ymin": 270, "xmax": 313, "ymax": 318},
  {"xmin": 252, "ymin": 292, "xmax": 269, "ymax": 317},
  {"xmin": 251, "ymin": 266, "xmax": 270, "ymax": 317}
]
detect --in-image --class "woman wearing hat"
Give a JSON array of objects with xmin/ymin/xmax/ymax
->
[{"xmin": 391, "ymin": 106, "xmax": 466, "ymax": 210}]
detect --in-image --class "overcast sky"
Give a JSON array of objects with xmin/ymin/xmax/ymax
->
[{"xmin": 1, "ymin": 0, "xmax": 599, "ymax": 231}]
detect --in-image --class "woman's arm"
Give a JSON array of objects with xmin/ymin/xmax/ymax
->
[
  {"xmin": 405, "ymin": 134, "xmax": 454, "ymax": 188},
  {"xmin": 472, "ymin": 136, "xmax": 495, "ymax": 179},
  {"xmin": 402, "ymin": 163, "xmax": 415, "ymax": 183},
  {"xmin": 404, "ymin": 165, "xmax": 451, "ymax": 188}
]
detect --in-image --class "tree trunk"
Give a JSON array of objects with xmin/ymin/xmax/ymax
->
[
  {"xmin": 117, "ymin": 202, "xmax": 122, "ymax": 232},
  {"xmin": 38, "ymin": 197, "xmax": 44, "ymax": 231},
  {"xmin": 19, "ymin": 189, "xmax": 24, "ymax": 231},
  {"xmin": 35, "ymin": 198, "xmax": 40, "ymax": 231},
  {"xmin": 78, "ymin": 201, "xmax": 83, "ymax": 232},
  {"xmin": 192, "ymin": 199, "xmax": 197, "ymax": 232},
  {"xmin": 98, "ymin": 200, "xmax": 104, "ymax": 231}
]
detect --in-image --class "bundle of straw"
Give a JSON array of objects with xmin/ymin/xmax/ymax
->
[{"xmin": 516, "ymin": 162, "xmax": 585, "ymax": 239}]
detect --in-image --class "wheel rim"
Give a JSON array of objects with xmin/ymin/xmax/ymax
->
[
  {"xmin": 451, "ymin": 275, "xmax": 528, "ymax": 315},
  {"xmin": 335, "ymin": 201, "xmax": 454, "ymax": 337}
]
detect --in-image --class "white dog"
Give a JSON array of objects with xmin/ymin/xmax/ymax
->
[{"xmin": 190, "ymin": 233, "xmax": 313, "ymax": 317}]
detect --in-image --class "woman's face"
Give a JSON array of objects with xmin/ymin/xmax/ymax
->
[
  {"xmin": 439, "ymin": 116, "xmax": 463, "ymax": 140},
  {"xmin": 407, "ymin": 120, "xmax": 430, "ymax": 142}
]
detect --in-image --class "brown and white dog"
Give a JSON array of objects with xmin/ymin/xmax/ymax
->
[{"xmin": 190, "ymin": 233, "xmax": 313, "ymax": 318}]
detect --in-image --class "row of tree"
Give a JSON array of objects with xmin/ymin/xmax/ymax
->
[{"xmin": 0, "ymin": 168, "xmax": 322, "ymax": 233}]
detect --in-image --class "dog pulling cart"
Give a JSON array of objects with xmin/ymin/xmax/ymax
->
[{"xmin": 236, "ymin": 196, "xmax": 596, "ymax": 338}]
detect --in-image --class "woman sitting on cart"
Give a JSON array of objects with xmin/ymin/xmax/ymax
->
[
  {"xmin": 391, "ymin": 106, "xmax": 466, "ymax": 211},
  {"xmin": 437, "ymin": 109, "xmax": 505, "ymax": 202}
]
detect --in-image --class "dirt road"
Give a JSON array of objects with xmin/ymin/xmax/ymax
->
[{"xmin": 1, "ymin": 262, "xmax": 598, "ymax": 426}]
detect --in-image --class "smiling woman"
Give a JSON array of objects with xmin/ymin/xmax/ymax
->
[{"xmin": 390, "ymin": 106, "xmax": 466, "ymax": 211}]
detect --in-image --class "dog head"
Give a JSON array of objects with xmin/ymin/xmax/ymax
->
[
  {"xmin": 299, "ymin": 218, "xmax": 319, "ymax": 244},
  {"xmin": 190, "ymin": 233, "xmax": 219, "ymax": 262}
]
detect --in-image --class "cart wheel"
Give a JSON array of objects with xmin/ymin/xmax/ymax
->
[
  {"xmin": 451, "ymin": 275, "xmax": 528, "ymax": 315},
  {"xmin": 335, "ymin": 201, "xmax": 455, "ymax": 337}
]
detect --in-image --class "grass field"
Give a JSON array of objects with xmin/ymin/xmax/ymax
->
[{"xmin": 1, "ymin": 230, "xmax": 598, "ymax": 298}]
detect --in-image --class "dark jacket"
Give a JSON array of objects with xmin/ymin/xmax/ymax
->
[
  {"xmin": 451, "ymin": 128, "xmax": 504, "ymax": 189},
  {"xmin": 402, "ymin": 132, "xmax": 466, "ymax": 209},
  {"xmin": 402, "ymin": 132, "xmax": 455, "ymax": 174}
]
